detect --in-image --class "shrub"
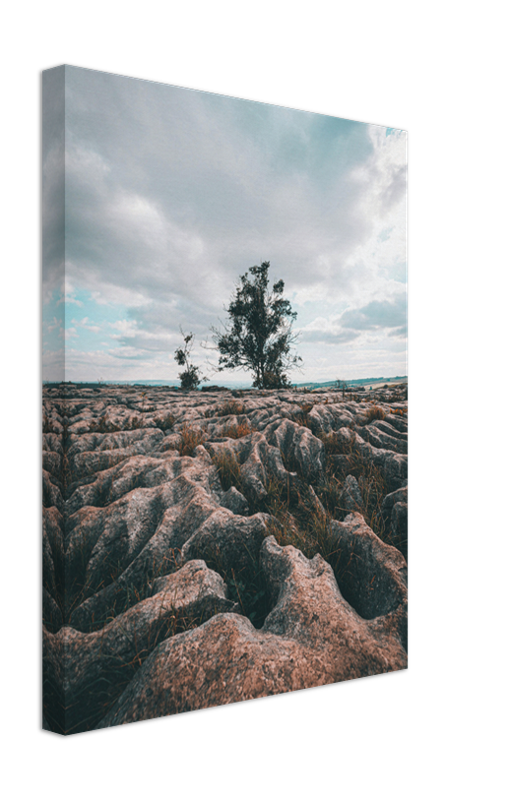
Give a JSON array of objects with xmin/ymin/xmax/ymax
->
[
  {"xmin": 174, "ymin": 329, "xmax": 207, "ymax": 390},
  {"xmin": 262, "ymin": 371, "xmax": 292, "ymax": 389}
]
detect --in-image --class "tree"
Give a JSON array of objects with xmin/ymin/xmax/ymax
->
[
  {"xmin": 336, "ymin": 378, "xmax": 347, "ymax": 398},
  {"xmin": 174, "ymin": 328, "xmax": 207, "ymax": 390},
  {"xmin": 212, "ymin": 262, "xmax": 302, "ymax": 389}
]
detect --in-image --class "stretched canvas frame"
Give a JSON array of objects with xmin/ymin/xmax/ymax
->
[{"xmin": 43, "ymin": 65, "xmax": 408, "ymax": 735}]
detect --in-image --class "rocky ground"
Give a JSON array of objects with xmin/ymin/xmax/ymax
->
[{"xmin": 42, "ymin": 383, "xmax": 408, "ymax": 734}]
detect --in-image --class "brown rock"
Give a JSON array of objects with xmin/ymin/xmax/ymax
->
[
  {"xmin": 42, "ymin": 384, "xmax": 408, "ymax": 734},
  {"xmin": 96, "ymin": 536, "xmax": 406, "ymax": 728}
]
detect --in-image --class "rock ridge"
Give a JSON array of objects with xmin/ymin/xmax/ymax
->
[{"xmin": 42, "ymin": 383, "xmax": 408, "ymax": 733}]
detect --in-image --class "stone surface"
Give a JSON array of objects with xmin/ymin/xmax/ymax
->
[
  {"xmin": 42, "ymin": 383, "xmax": 408, "ymax": 733},
  {"xmin": 97, "ymin": 536, "xmax": 406, "ymax": 727},
  {"xmin": 381, "ymin": 486, "xmax": 408, "ymax": 558},
  {"xmin": 339, "ymin": 474, "xmax": 364, "ymax": 513}
]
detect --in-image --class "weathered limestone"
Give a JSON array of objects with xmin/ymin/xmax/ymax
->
[
  {"xmin": 381, "ymin": 485, "xmax": 408, "ymax": 557},
  {"xmin": 220, "ymin": 485, "xmax": 250, "ymax": 516},
  {"xmin": 339, "ymin": 474, "xmax": 364, "ymax": 513},
  {"xmin": 97, "ymin": 536, "xmax": 406, "ymax": 727},
  {"xmin": 44, "ymin": 560, "xmax": 236, "ymax": 733},
  {"xmin": 42, "ymin": 384, "xmax": 408, "ymax": 733}
]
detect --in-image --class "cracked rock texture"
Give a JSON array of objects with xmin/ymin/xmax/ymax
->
[{"xmin": 43, "ymin": 383, "xmax": 408, "ymax": 734}]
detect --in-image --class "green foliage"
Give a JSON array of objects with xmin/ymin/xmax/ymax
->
[
  {"xmin": 174, "ymin": 329, "xmax": 207, "ymax": 390},
  {"xmin": 212, "ymin": 261, "xmax": 302, "ymax": 389},
  {"xmin": 262, "ymin": 370, "xmax": 291, "ymax": 389}
]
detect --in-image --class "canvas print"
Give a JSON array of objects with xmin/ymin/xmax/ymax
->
[{"xmin": 42, "ymin": 66, "xmax": 408, "ymax": 735}]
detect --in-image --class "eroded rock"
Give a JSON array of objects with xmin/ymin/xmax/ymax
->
[
  {"xmin": 44, "ymin": 560, "xmax": 236, "ymax": 733},
  {"xmin": 97, "ymin": 536, "xmax": 406, "ymax": 727},
  {"xmin": 42, "ymin": 384, "xmax": 408, "ymax": 733},
  {"xmin": 339, "ymin": 474, "xmax": 364, "ymax": 513}
]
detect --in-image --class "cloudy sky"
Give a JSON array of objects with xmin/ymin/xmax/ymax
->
[{"xmin": 42, "ymin": 66, "xmax": 407, "ymax": 384}]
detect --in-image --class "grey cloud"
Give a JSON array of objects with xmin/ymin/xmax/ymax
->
[
  {"xmin": 62, "ymin": 66, "xmax": 379, "ymax": 319},
  {"xmin": 380, "ymin": 164, "xmax": 407, "ymax": 212},
  {"xmin": 129, "ymin": 298, "xmax": 220, "ymax": 333},
  {"xmin": 388, "ymin": 325, "xmax": 408, "ymax": 338},
  {"xmin": 300, "ymin": 329, "xmax": 361, "ymax": 344},
  {"xmin": 45, "ymin": 68, "xmax": 407, "ymax": 382},
  {"xmin": 299, "ymin": 293, "xmax": 407, "ymax": 347},
  {"xmin": 42, "ymin": 67, "xmax": 65, "ymax": 303},
  {"xmin": 108, "ymin": 350, "xmax": 148, "ymax": 361},
  {"xmin": 340, "ymin": 294, "xmax": 407, "ymax": 331}
]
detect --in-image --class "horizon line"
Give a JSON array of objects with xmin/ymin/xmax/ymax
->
[{"xmin": 43, "ymin": 375, "xmax": 408, "ymax": 386}]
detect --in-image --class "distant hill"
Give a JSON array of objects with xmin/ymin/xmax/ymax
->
[
  {"xmin": 44, "ymin": 376, "xmax": 407, "ymax": 390},
  {"xmin": 293, "ymin": 376, "xmax": 408, "ymax": 391}
]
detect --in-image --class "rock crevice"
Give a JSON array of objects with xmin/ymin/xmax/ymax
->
[{"xmin": 42, "ymin": 384, "xmax": 408, "ymax": 733}]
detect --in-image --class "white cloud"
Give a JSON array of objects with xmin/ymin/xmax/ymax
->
[
  {"xmin": 111, "ymin": 192, "xmax": 165, "ymax": 239},
  {"xmin": 51, "ymin": 68, "xmax": 407, "ymax": 382},
  {"xmin": 45, "ymin": 316, "xmax": 62, "ymax": 333},
  {"xmin": 57, "ymin": 278, "xmax": 83, "ymax": 307},
  {"xmin": 64, "ymin": 347, "xmax": 177, "ymax": 382},
  {"xmin": 110, "ymin": 319, "xmax": 139, "ymax": 337},
  {"xmin": 65, "ymin": 142, "xmax": 111, "ymax": 184},
  {"xmin": 71, "ymin": 316, "xmax": 101, "ymax": 333}
]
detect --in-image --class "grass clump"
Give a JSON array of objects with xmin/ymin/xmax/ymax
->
[
  {"xmin": 179, "ymin": 424, "xmax": 206, "ymax": 456},
  {"xmin": 156, "ymin": 412, "xmax": 176, "ymax": 431},
  {"xmin": 364, "ymin": 405, "xmax": 386, "ymax": 423},
  {"xmin": 221, "ymin": 421, "xmax": 251, "ymax": 439},
  {"xmin": 258, "ymin": 475, "xmax": 347, "ymax": 591},
  {"xmin": 214, "ymin": 399, "xmax": 246, "ymax": 417},
  {"xmin": 316, "ymin": 430, "xmax": 391, "ymax": 541},
  {"xmin": 211, "ymin": 449, "xmax": 243, "ymax": 491},
  {"xmin": 293, "ymin": 401, "xmax": 318, "ymax": 431},
  {"xmin": 207, "ymin": 458, "xmax": 341, "ymax": 574}
]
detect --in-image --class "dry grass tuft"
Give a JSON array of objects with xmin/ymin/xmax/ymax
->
[
  {"xmin": 315, "ymin": 431, "xmax": 390, "ymax": 538},
  {"xmin": 293, "ymin": 401, "xmax": 317, "ymax": 430},
  {"xmin": 179, "ymin": 424, "xmax": 206, "ymax": 456},
  {"xmin": 211, "ymin": 449, "xmax": 243, "ymax": 491},
  {"xmin": 221, "ymin": 421, "xmax": 251, "ymax": 439},
  {"xmin": 156, "ymin": 412, "xmax": 176, "ymax": 431},
  {"xmin": 214, "ymin": 399, "xmax": 246, "ymax": 417},
  {"xmin": 364, "ymin": 405, "xmax": 386, "ymax": 422}
]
